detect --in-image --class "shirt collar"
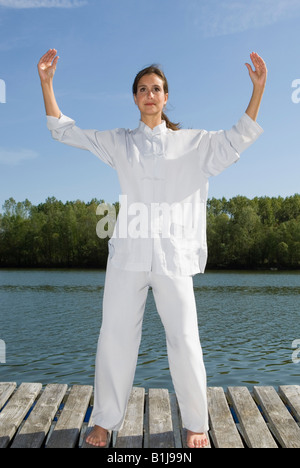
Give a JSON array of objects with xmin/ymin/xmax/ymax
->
[{"xmin": 137, "ymin": 120, "xmax": 167, "ymax": 136}]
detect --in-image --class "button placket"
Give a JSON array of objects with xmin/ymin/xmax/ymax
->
[{"xmin": 153, "ymin": 134, "xmax": 166, "ymax": 238}]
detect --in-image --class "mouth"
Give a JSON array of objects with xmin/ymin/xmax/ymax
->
[{"xmin": 145, "ymin": 103, "xmax": 155, "ymax": 106}]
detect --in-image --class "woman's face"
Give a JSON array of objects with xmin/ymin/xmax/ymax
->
[{"xmin": 134, "ymin": 73, "xmax": 168, "ymax": 119}]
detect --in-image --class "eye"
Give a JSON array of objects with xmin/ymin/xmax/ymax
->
[
  {"xmin": 139, "ymin": 87, "xmax": 146, "ymax": 93},
  {"xmin": 154, "ymin": 87, "xmax": 161, "ymax": 92}
]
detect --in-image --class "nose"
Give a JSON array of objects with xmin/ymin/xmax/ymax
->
[{"xmin": 147, "ymin": 90, "xmax": 154, "ymax": 98}]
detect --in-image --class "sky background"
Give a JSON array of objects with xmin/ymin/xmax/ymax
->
[{"xmin": 0, "ymin": 0, "xmax": 299, "ymax": 210}]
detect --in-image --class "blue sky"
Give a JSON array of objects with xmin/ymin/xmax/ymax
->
[{"xmin": 0, "ymin": 0, "xmax": 299, "ymax": 209}]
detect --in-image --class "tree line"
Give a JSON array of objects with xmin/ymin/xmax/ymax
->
[{"xmin": 0, "ymin": 194, "xmax": 299, "ymax": 269}]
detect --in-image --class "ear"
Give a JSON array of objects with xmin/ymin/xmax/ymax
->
[
  {"xmin": 164, "ymin": 93, "xmax": 169, "ymax": 106},
  {"xmin": 133, "ymin": 94, "xmax": 138, "ymax": 105}
]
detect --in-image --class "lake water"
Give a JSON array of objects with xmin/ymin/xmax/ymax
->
[{"xmin": 0, "ymin": 268, "xmax": 299, "ymax": 391}]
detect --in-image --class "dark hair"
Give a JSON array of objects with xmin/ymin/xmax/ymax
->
[{"xmin": 132, "ymin": 64, "xmax": 181, "ymax": 131}]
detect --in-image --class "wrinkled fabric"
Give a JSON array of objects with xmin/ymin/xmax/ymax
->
[
  {"xmin": 92, "ymin": 258, "xmax": 209, "ymax": 432},
  {"xmin": 47, "ymin": 113, "xmax": 263, "ymax": 275}
]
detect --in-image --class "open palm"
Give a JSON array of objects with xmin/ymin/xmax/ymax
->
[
  {"xmin": 38, "ymin": 49, "xmax": 59, "ymax": 82},
  {"xmin": 245, "ymin": 52, "xmax": 267, "ymax": 89}
]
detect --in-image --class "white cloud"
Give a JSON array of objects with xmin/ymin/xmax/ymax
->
[
  {"xmin": 186, "ymin": 0, "xmax": 300, "ymax": 37},
  {"xmin": 0, "ymin": 0, "xmax": 87, "ymax": 8},
  {"xmin": 0, "ymin": 148, "xmax": 39, "ymax": 165}
]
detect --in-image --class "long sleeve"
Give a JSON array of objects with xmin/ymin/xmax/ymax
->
[
  {"xmin": 199, "ymin": 113, "xmax": 264, "ymax": 177},
  {"xmin": 44, "ymin": 114, "xmax": 264, "ymax": 277},
  {"xmin": 46, "ymin": 113, "xmax": 123, "ymax": 169}
]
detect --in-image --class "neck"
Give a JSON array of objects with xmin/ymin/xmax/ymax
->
[{"xmin": 140, "ymin": 114, "xmax": 163, "ymax": 130}]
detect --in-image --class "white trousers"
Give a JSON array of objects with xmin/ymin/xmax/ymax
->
[{"xmin": 92, "ymin": 259, "xmax": 209, "ymax": 433}]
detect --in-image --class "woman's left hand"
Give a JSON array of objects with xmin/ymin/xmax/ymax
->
[{"xmin": 245, "ymin": 52, "xmax": 267, "ymax": 90}]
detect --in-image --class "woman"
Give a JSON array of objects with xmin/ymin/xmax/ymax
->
[{"xmin": 38, "ymin": 49, "xmax": 267, "ymax": 448}]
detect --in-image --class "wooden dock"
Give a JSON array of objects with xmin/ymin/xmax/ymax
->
[{"xmin": 0, "ymin": 382, "xmax": 300, "ymax": 448}]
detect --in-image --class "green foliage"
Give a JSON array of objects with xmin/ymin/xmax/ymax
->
[
  {"xmin": 206, "ymin": 194, "xmax": 300, "ymax": 269},
  {"xmin": 0, "ymin": 195, "xmax": 299, "ymax": 269},
  {"xmin": 0, "ymin": 197, "xmax": 110, "ymax": 268}
]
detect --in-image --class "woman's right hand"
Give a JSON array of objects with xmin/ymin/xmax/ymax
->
[{"xmin": 38, "ymin": 49, "xmax": 59, "ymax": 83}]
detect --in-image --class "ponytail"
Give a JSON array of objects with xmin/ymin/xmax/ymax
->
[{"xmin": 162, "ymin": 111, "xmax": 181, "ymax": 131}]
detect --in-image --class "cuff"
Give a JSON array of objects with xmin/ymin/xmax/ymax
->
[
  {"xmin": 241, "ymin": 112, "xmax": 264, "ymax": 136},
  {"xmin": 46, "ymin": 113, "xmax": 75, "ymax": 130}
]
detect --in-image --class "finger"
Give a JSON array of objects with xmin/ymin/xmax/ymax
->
[
  {"xmin": 245, "ymin": 63, "xmax": 253, "ymax": 74},
  {"xmin": 38, "ymin": 52, "xmax": 52, "ymax": 66},
  {"xmin": 52, "ymin": 56, "xmax": 59, "ymax": 67},
  {"xmin": 250, "ymin": 52, "xmax": 259, "ymax": 67},
  {"xmin": 40, "ymin": 49, "xmax": 57, "ymax": 63},
  {"xmin": 47, "ymin": 49, "xmax": 57, "ymax": 62},
  {"xmin": 38, "ymin": 52, "xmax": 49, "ymax": 64},
  {"xmin": 250, "ymin": 52, "xmax": 265, "ymax": 71},
  {"xmin": 41, "ymin": 49, "xmax": 54, "ymax": 60},
  {"xmin": 256, "ymin": 55, "xmax": 266, "ymax": 70}
]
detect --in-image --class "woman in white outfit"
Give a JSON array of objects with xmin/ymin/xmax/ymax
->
[{"xmin": 38, "ymin": 50, "xmax": 267, "ymax": 448}]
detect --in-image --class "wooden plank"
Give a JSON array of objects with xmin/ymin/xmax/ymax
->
[
  {"xmin": 227, "ymin": 387, "xmax": 277, "ymax": 448},
  {"xmin": 1, "ymin": 382, "xmax": 299, "ymax": 449},
  {"xmin": 148, "ymin": 388, "xmax": 174, "ymax": 448},
  {"xmin": 143, "ymin": 389, "xmax": 150, "ymax": 448},
  {"xmin": 46, "ymin": 384, "xmax": 93, "ymax": 448},
  {"xmin": 278, "ymin": 385, "xmax": 300, "ymax": 422},
  {"xmin": 0, "ymin": 382, "xmax": 16, "ymax": 409},
  {"xmin": 0, "ymin": 382, "xmax": 42, "ymax": 448},
  {"xmin": 169, "ymin": 393, "xmax": 183, "ymax": 448},
  {"xmin": 254, "ymin": 386, "xmax": 300, "ymax": 448},
  {"xmin": 115, "ymin": 387, "xmax": 145, "ymax": 448},
  {"xmin": 207, "ymin": 387, "xmax": 244, "ymax": 448},
  {"xmin": 11, "ymin": 383, "xmax": 68, "ymax": 448}
]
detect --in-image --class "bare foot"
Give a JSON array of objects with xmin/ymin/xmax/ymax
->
[
  {"xmin": 187, "ymin": 430, "xmax": 209, "ymax": 448},
  {"xmin": 85, "ymin": 425, "xmax": 108, "ymax": 447}
]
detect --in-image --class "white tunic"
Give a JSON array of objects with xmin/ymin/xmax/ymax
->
[{"xmin": 47, "ymin": 112, "xmax": 263, "ymax": 276}]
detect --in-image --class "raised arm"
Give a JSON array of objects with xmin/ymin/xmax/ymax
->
[
  {"xmin": 38, "ymin": 50, "xmax": 118, "ymax": 169},
  {"xmin": 37, "ymin": 49, "xmax": 61, "ymax": 118},
  {"xmin": 244, "ymin": 52, "xmax": 267, "ymax": 121}
]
